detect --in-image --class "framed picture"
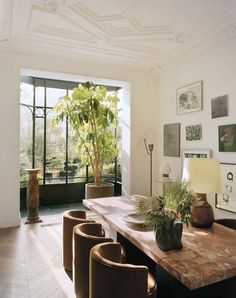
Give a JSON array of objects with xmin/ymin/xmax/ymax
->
[
  {"xmin": 181, "ymin": 149, "xmax": 211, "ymax": 167},
  {"xmin": 176, "ymin": 81, "xmax": 203, "ymax": 114},
  {"xmin": 163, "ymin": 123, "xmax": 180, "ymax": 157},
  {"xmin": 218, "ymin": 124, "xmax": 236, "ymax": 152},
  {"xmin": 215, "ymin": 163, "xmax": 236, "ymax": 214},
  {"xmin": 211, "ymin": 95, "xmax": 228, "ymax": 119},
  {"xmin": 185, "ymin": 124, "xmax": 202, "ymax": 141}
]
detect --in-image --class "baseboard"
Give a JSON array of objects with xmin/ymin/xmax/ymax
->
[{"xmin": 0, "ymin": 217, "xmax": 21, "ymax": 229}]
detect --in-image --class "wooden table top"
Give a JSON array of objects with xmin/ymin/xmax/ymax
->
[{"xmin": 83, "ymin": 196, "xmax": 236, "ymax": 290}]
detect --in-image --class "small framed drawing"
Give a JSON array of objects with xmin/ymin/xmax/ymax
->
[
  {"xmin": 164, "ymin": 123, "xmax": 180, "ymax": 157},
  {"xmin": 176, "ymin": 81, "xmax": 203, "ymax": 114},
  {"xmin": 211, "ymin": 95, "xmax": 228, "ymax": 119},
  {"xmin": 215, "ymin": 163, "xmax": 236, "ymax": 214},
  {"xmin": 181, "ymin": 149, "xmax": 211, "ymax": 165},
  {"xmin": 185, "ymin": 124, "xmax": 202, "ymax": 141},
  {"xmin": 218, "ymin": 124, "xmax": 236, "ymax": 152}
]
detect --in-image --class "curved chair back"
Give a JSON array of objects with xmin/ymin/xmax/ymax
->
[
  {"xmin": 63, "ymin": 210, "xmax": 94, "ymax": 272},
  {"xmin": 73, "ymin": 222, "xmax": 113, "ymax": 298},
  {"xmin": 90, "ymin": 242, "xmax": 157, "ymax": 298}
]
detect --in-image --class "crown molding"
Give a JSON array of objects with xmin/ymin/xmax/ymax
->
[{"xmin": 161, "ymin": 22, "xmax": 236, "ymax": 71}]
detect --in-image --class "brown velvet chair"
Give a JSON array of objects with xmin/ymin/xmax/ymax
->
[
  {"xmin": 215, "ymin": 218, "xmax": 236, "ymax": 230},
  {"xmin": 90, "ymin": 242, "xmax": 157, "ymax": 298},
  {"xmin": 63, "ymin": 210, "xmax": 94, "ymax": 272},
  {"xmin": 73, "ymin": 222, "xmax": 114, "ymax": 298}
]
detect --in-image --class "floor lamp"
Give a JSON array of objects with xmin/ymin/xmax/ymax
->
[{"xmin": 144, "ymin": 139, "xmax": 154, "ymax": 197}]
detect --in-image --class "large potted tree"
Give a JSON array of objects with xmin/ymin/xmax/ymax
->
[{"xmin": 52, "ymin": 81, "xmax": 119, "ymax": 199}]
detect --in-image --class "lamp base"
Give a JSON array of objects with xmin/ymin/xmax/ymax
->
[{"xmin": 190, "ymin": 194, "xmax": 214, "ymax": 228}]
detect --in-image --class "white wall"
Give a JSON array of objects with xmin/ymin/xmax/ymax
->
[
  {"xmin": 0, "ymin": 51, "xmax": 158, "ymax": 228},
  {"xmin": 156, "ymin": 37, "xmax": 236, "ymax": 219},
  {"xmin": 0, "ymin": 55, "xmax": 20, "ymax": 228}
]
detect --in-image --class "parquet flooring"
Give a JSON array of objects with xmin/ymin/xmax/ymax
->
[{"xmin": 0, "ymin": 211, "xmax": 101, "ymax": 298}]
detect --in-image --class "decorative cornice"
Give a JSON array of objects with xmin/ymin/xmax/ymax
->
[
  {"xmin": 33, "ymin": 0, "xmax": 68, "ymax": 12},
  {"xmin": 32, "ymin": 25, "xmax": 98, "ymax": 43},
  {"xmin": 161, "ymin": 22, "xmax": 236, "ymax": 71}
]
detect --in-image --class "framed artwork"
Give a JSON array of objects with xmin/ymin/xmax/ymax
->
[
  {"xmin": 218, "ymin": 124, "xmax": 236, "ymax": 152},
  {"xmin": 185, "ymin": 124, "xmax": 202, "ymax": 141},
  {"xmin": 163, "ymin": 123, "xmax": 180, "ymax": 157},
  {"xmin": 176, "ymin": 81, "xmax": 203, "ymax": 114},
  {"xmin": 215, "ymin": 163, "xmax": 236, "ymax": 214},
  {"xmin": 181, "ymin": 149, "xmax": 211, "ymax": 165},
  {"xmin": 211, "ymin": 95, "xmax": 228, "ymax": 119}
]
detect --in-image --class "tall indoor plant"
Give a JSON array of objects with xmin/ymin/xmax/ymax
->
[
  {"xmin": 52, "ymin": 81, "xmax": 119, "ymax": 198},
  {"xmin": 135, "ymin": 181, "xmax": 199, "ymax": 251}
]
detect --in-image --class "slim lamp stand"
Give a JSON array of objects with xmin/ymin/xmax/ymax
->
[{"xmin": 144, "ymin": 139, "xmax": 154, "ymax": 197}]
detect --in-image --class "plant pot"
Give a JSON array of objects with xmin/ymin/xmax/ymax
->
[
  {"xmin": 155, "ymin": 221, "xmax": 183, "ymax": 251},
  {"xmin": 85, "ymin": 182, "xmax": 114, "ymax": 199}
]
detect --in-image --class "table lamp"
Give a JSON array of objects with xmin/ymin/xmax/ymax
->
[{"xmin": 182, "ymin": 158, "xmax": 220, "ymax": 228}]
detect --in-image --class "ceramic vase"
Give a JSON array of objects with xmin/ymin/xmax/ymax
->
[{"xmin": 155, "ymin": 221, "xmax": 183, "ymax": 251}]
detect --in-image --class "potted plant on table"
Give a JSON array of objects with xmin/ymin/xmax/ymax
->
[
  {"xmin": 134, "ymin": 181, "xmax": 199, "ymax": 251},
  {"xmin": 52, "ymin": 81, "xmax": 119, "ymax": 199}
]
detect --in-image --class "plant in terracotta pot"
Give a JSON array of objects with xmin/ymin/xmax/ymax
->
[
  {"xmin": 134, "ymin": 181, "xmax": 199, "ymax": 251},
  {"xmin": 52, "ymin": 81, "xmax": 119, "ymax": 198}
]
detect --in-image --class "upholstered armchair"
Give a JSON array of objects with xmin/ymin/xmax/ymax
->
[
  {"xmin": 90, "ymin": 242, "xmax": 157, "ymax": 298},
  {"xmin": 73, "ymin": 222, "xmax": 113, "ymax": 298},
  {"xmin": 63, "ymin": 210, "xmax": 94, "ymax": 272}
]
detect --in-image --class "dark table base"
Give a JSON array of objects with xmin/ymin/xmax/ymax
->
[{"xmin": 117, "ymin": 232, "xmax": 236, "ymax": 298}]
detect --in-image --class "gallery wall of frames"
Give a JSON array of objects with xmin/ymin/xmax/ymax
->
[{"xmin": 163, "ymin": 80, "xmax": 236, "ymax": 214}]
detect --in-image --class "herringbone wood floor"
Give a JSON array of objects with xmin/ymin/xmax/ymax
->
[{"xmin": 0, "ymin": 211, "xmax": 101, "ymax": 298}]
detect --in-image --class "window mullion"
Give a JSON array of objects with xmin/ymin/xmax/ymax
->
[
  {"xmin": 43, "ymin": 79, "xmax": 47, "ymax": 185},
  {"xmin": 32, "ymin": 78, "xmax": 36, "ymax": 169},
  {"xmin": 66, "ymin": 84, "xmax": 69, "ymax": 184}
]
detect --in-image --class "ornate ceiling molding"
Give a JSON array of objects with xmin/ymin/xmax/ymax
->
[
  {"xmin": 33, "ymin": 0, "xmax": 68, "ymax": 12},
  {"xmin": 1, "ymin": 0, "xmax": 236, "ymax": 75},
  {"xmin": 0, "ymin": 0, "xmax": 11, "ymax": 39}
]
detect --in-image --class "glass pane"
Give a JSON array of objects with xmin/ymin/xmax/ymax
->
[
  {"xmin": 20, "ymin": 106, "xmax": 32, "ymax": 186},
  {"xmin": 34, "ymin": 118, "xmax": 44, "ymax": 181},
  {"xmin": 20, "ymin": 82, "xmax": 33, "ymax": 105},
  {"xmin": 103, "ymin": 162, "xmax": 115, "ymax": 179},
  {"xmin": 46, "ymin": 87, "xmax": 66, "ymax": 108},
  {"xmin": 35, "ymin": 86, "xmax": 45, "ymax": 107},
  {"xmin": 68, "ymin": 89, "xmax": 73, "ymax": 97},
  {"xmin": 46, "ymin": 109, "xmax": 66, "ymax": 184},
  {"xmin": 45, "ymin": 79, "xmax": 67, "ymax": 90},
  {"xmin": 68, "ymin": 177, "xmax": 87, "ymax": 183},
  {"xmin": 67, "ymin": 123, "xmax": 87, "ymax": 183}
]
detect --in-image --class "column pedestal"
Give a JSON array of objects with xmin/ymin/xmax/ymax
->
[{"xmin": 25, "ymin": 168, "xmax": 42, "ymax": 224}]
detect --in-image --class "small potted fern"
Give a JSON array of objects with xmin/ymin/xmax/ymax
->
[{"xmin": 135, "ymin": 181, "xmax": 199, "ymax": 251}]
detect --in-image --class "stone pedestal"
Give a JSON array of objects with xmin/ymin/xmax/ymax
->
[{"xmin": 25, "ymin": 168, "xmax": 42, "ymax": 224}]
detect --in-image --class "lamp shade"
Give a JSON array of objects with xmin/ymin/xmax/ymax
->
[{"xmin": 182, "ymin": 158, "xmax": 220, "ymax": 194}]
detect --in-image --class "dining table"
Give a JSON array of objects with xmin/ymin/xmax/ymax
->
[{"xmin": 83, "ymin": 196, "xmax": 236, "ymax": 298}]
